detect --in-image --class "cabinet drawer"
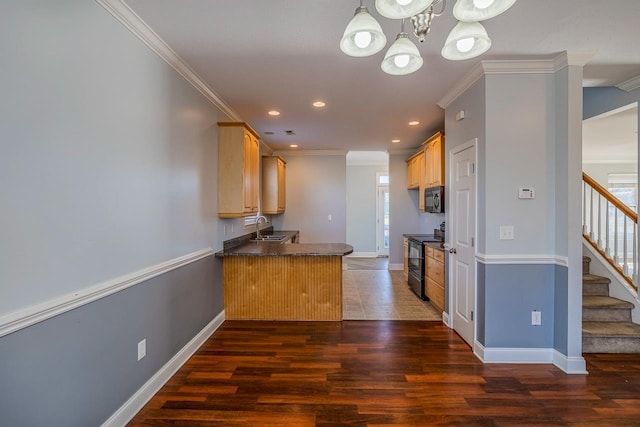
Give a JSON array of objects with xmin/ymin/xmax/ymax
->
[
  {"xmin": 425, "ymin": 246, "xmax": 434, "ymax": 258},
  {"xmin": 427, "ymin": 257, "xmax": 444, "ymax": 285},
  {"xmin": 433, "ymin": 249, "xmax": 444, "ymax": 263},
  {"xmin": 426, "ymin": 278, "xmax": 444, "ymax": 312}
]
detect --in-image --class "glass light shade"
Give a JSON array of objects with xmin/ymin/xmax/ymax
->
[
  {"xmin": 381, "ymin": 34, "xmax": 423, "ymax": 75},
  {"xmin": 340, "ymin": 8, "xmax": 387, "ymax": 57},
  {"xmin": 441, "ymin": 21, "xmax": 491, "ymax": 60},
  {"xmin": 453, "ymin": 0, "xmax": 517, "ymax": 22},
  {"xmin": 375, "ymin": 0, "xmax": 435, "ymax": 19}
]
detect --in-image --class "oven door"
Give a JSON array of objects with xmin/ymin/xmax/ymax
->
[{"xmin": 407, "ymin": 239, "xmax": 426, "ymax": 300}]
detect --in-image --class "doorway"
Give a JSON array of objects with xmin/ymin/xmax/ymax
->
[{"xmin": 377, "ymin": 175, "xmax": 390, "ymax": 257}]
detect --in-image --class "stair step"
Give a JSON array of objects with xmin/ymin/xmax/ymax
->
[
  {"xmin": 583, "ymin": 256, "xmax": 591, "ymax": 275},
  {"xmin": 583, "ymin": 274, "xmax": 611, "ymax": 296},
  {"xmin": 583, "ymin": 296, "xmax": 633, "ymax": 322},
  {"xmin": 583, "ymin": 321, "xmax": 640, "ymax": 353}
]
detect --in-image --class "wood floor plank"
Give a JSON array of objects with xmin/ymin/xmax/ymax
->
[{"xmin": 128, "ymin": 320, "xmax": 640, "ymax": 426}]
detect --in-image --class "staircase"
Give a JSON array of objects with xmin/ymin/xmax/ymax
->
[{"xmin": 583, "ymin": 256, "xmax": 640, "ymax": 353}]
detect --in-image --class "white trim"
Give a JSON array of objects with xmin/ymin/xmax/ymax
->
[
  {"xmin": 102, "ymin": 311, "xmax": 225, "ymax": 427},
  {"xmin": 388, "ymin": 263, "xmax": 403, "ymax": 271},
  {"xmin": 437, "ymin": 62, "xmax": 484, "ymax": 108},
  {"xmin": 438, "ymin": 52, "xmax": 593, "ymax": 109},
  {"xmin": 273, "ymin": 150, "xmax": 348, "ymax": 157},
  {"xmin": 95, "ymin": 0, "xmax": 239, "ymax": 121},
  {"xmin": 442, "ymin": 311, "xmax": 450, "ymax": 327},
  {"xmin": 346, "ymin": 252, "xmax": 379, "ymax": 258},
  {"xmin": 476, "ymin": 253, "xmax": 568, "ymax": 267},
  {"xmin": 0, "ymin": 248, "xmax": 214, "ymax": 338},
  {"xmin": 474, "ymin": 342, "xmax": 588, "ymax": 374},
  {"xmin": 552, "ymin": 350, "xmax": 588, "ymax": 374},
  {"xmin": 617, "ymin": 74, "xmax": 640, "ymax": 92}
]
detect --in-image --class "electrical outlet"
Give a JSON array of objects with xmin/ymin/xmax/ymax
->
[
  {"xmin": 531, "ymin": 310, "xmax": 541, "ymax": 326},
  {"xmin": 500, "ymin": 226, "xmax": 514, "ymax": 240},
  {"xmin": 328, "ymin": 214, "xmax": 332, "ymax": 221},
  {"xmin": 138, "ymin": 339, "xmax": 146, "ymax": 361}
]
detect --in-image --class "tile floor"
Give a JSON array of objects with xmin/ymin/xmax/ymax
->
[{"xmin": 342, "ymin": 264, "xmax": 442, "ymax": 321}]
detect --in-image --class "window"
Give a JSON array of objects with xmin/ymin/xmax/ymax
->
[{"xmin": 608, "ymin": 173, "xmax": 637, "ymax": 212}]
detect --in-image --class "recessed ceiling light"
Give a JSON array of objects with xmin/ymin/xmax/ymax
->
[
  {"xmin": 313, "ymin": 101, "xmax": 326, "ymax": 108},
  {"xmin": 392, "ymin": 139, "xmax": 400, "ymax": 143},
  {"xmin": 290, "ymin": 144, "xmax": 298, "ymax": 148},
  {"xmin": 264, "ymin": 131, "xmax": 275, "ymax": 135},
  {"xmin": 408, "ymin": 121, "xmax": 420, "ymax": 126},
  {"xmin": 268, "ymin": 110, "xmax": 280, "ymax": 116}
]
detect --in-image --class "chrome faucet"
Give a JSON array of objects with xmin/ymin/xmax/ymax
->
[{"xmin": 255, "ymin": 215, "xmax": 268, "ymax": 239}]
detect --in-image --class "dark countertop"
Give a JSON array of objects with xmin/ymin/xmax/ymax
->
[
  {"xmin": 216, "ymin": 229, "xmax": 353, "ymax": 257},
  {"xmin": 216, "ymin": 242, "xmax": 354, "ymax": 257}
]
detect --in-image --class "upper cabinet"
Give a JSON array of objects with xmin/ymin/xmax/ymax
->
[
  {"xmin": 406, "ymin": 150, "xmax": 424, "ymax": 190},
  {"xmin": 423, "ymin": 131, "xmax": 445, "ymax": 188},
  {"xmin": 217, "ymin": 122, "xmax": 260, "ymax": 218},
  {"xmin": 262, "ymin": 156, "xmax": 286, "ymax": 215}
]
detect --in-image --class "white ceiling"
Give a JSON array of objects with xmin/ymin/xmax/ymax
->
[
  {"xmin": 124, "ymin": 0, "xmax": 640, "ymax": 153},
  {"xmin": 583, "ymin": 104, "xmax": 638, "ymax": 164}
]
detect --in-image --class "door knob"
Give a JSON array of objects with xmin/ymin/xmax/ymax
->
[{"xmin": 449, "ymin": 248, "xmax": 457, "ymax": 254}]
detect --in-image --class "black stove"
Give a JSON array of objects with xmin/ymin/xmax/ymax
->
[{"xmin": 407, "ymin": 230, "xmax": 444, "ymax": 300}]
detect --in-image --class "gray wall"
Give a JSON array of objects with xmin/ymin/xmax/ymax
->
[
  {"xmin": 583, "ymin": 163, "xmax": 637, "ymax": 188},
  {"xmin": 389, "ymin": 152, "xmax": 421, "ymax": 265},
  {"xmin": 346, "ymin": 165, "xmax": 386, "ymax": 253},
  {"xmin": 272, "ymin": 154, "xmax": 347, "ymax": 243},
  {"xmin": 0, "ymin": 1, "xmax": 225, "ymax": 424}
]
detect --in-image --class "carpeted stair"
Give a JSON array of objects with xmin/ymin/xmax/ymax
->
[{"xmin": 582, "ymin": 256, "xmax": 640, "ymax": 353}]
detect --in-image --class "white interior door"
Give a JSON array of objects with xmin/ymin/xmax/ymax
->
[
  {"xmin": 450, "ymin": 142, "xmax": 476, "ymax": 347},
  {"xmin": 377, "ymin": 185, "xmax": 390, "ymax": 256}
]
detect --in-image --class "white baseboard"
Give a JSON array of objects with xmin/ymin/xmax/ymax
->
[
  {"xmin": 553, "ymin": 350, "xmax": 588, "ymax": 374},
  {"xmin": 442, "ymin": 311, "xmax": 450, "ymax": 327},
  {"xmin": 346, "ymin": 252, "xmax": 378, "ymax": 258},
  {"xmin": 474, "ymin": 341, "xmax": 588, "ymax": 374},
  {"xmin": 102, "ymin": 310, "xmax": 226, "ymax": 427},
  {"xmin": 388, "ymin": 263, "xmax": 403, "ymax": 271}
]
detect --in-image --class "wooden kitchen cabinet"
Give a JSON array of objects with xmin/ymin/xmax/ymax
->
[
  {"xmin": 262, "ymin": 156, "xmax": 286, "ymax": 214},
  {"xmin": 425, "ymin": 245, "xmax": 445, "ymax": 312},
  {"xmin": 406, "ymin": 150, "xmax": 424, "ymax": 189},
  {"xmin": 423, "ymin": 131, "xmax": 445, "ymax": 188},
  {"xmin": 217, "ymin": 122, "xmax": 260, "ymax": 217}
]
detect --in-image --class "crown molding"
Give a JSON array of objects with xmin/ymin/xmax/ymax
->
[
  {"xmin": 438, "ymin": 52, "xmax": 594, "ymax": 109},
  {"xmin": 96, "ymin": 0, "xmax": 240, "ymax": 122},
  {"xmin": 617, "ymin": 74, "xmax": 640, "ymax": 92},
  {"xmin": 273, "ymin": 150, "xmax": 349, "ymax": 157}
]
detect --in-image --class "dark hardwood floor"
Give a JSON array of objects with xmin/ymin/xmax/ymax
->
[{"xmin": 129, "ymin": 321, "xmax": 640, "ymax": 426}]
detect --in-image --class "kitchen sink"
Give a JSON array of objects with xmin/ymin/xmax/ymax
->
[{"xmin": 251, "ymin": 234, "xmax": 287, "ymax": 242}]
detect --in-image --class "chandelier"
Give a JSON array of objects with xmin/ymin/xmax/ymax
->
[{"xmin": 340, "ymin": 0, "xmax": 517, "ymax": 75}]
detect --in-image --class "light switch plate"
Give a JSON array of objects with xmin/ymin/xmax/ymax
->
[
  {"xmin": 532, "ymin": 310, "xmax": 542, "ymax": 326},
  {"xmin": 499, "ymin": 226, "xmax": 514, "ymax": 240},
  {"xmin": 138, "ymin": 339, "xmax": 146, "ymax": 361}
]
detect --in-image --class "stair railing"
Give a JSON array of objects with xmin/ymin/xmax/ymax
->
[{"xmin": 582, "ymin": 172, "xmax": 638, "ymax": 291}]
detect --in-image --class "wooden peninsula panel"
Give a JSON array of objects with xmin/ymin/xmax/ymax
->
[{"xmin": 223, "ymin": 255, "xmax": 342, "ymax": 321}]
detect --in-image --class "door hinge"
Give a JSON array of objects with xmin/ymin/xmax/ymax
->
[
  {"xmin": 471, "ymin": 237, "xmax": 474, "ymax": 247},
  {"xmin": 472, "ymin": 163, "xmax": 475, "ymax": 174},
  {"xmin": 471, "ymin": 311, "xmax": 474, "ymax": 321}
]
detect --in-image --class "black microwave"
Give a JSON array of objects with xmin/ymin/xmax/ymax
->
[{"xmin": 424, "ymin": 186, "xmax": 445, "ymax": 213}]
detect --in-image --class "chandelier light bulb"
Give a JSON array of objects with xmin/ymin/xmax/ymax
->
[
  {"xmin": 473, "ymin": 0, "xmax": 494, "ymax": 9},
  {"xmin": 456, "ymin": 37, "xmax": 475, "ymax": 53},
  {"xmin": 394, "ymin": 54, "xmax": 410, "ymax": 68},
  {"xmin": 354, "ymin": 31, "xmax": 372, "ymax": 48}
]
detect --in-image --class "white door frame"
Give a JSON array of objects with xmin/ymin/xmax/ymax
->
[
  {"xmin": 447, "ymin": 138, "xmax": 478, "ymax": 347},
  {"xmin": 376, "ymin": 183, "xmax": 390, "ymax": 257}
]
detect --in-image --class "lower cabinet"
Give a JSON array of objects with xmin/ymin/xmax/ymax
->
[{"xmin": 425, "ymin": 246, "xmax": 445, "ymax": 312}]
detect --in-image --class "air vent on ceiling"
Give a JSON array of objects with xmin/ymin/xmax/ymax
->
[
  {"xmin": 264, "ymin": 131, "xmax": 274, "ymax": 135},
  {"xmin": 285, "ymin": 130, "xmax": 296, "ymax": 136}
]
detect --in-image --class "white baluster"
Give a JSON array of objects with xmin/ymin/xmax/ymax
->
[
  {"xmin": 623, "ymin": 217, "xmax": 629, "ymax": 275},
  {"xmin": 614, "ymin": 208, "xmax": 619, "ymax": 265},
  {"xmin": 605, "ymin": 200, "xmax": 611, "ymax": 258},
  {"xmin": 597, "ymin": 193, "xmax": 602, "ymax": 248},
  {"xmin": 582, "ymin": 181, "xmax": 588, "ymax": 235},
  {"xmin": 589, "ymin": 187, "xmax": 594, "ymax": 241}
]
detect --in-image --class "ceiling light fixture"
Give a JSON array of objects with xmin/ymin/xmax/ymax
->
[
  {"xmin": 290, "ymin": 144, "xmax": 298, "ymax": 148},
  {"xmin": 392, "ymin": 139, "xmax": 401, "ymax": 143},
  {"xmin": 341, "ymin": 0, "xmax": 517, "ymax": 74},
  {"xmin": 313, "ymin": 101, "xmax": 326, "ymax": 108},
  {"xmin": 408, "ymin": 121, "xmax": 420, "ymax": 126},
  {"xmin": 268, "ymin": 110, "xmax": 280, "ymax": 116}
]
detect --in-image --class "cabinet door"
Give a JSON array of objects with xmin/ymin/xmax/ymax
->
[
  {"xmin": 243, "ymin": 132, "xmax": 260, "ymax": 213},
  {"xmin": 277, "ymin": 158, "xmax": 286, "ymax": 212}
]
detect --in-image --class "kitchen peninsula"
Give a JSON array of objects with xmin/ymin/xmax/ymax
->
[{"xmin": 215, "ymin": 230, "xmax": 353, "ymax": 321}]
